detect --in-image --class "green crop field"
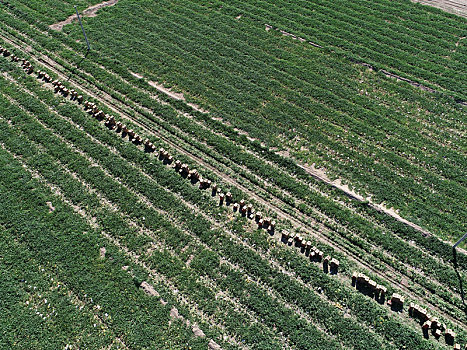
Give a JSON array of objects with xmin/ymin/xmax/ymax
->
[{"xmin": 0, "ymin": 0, "xmax": 466, "ymax": 349}]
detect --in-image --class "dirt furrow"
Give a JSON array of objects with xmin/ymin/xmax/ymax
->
[{"xmin": 49, "ymin": 0, "xmax": 119, "ymax": 31}]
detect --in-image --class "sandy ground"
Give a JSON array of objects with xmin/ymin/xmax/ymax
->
[
  {"xmin": 412, "ymin": 0, "xmax": 467, "ymax": 18},
  {"xmin": 49, "ymin": 0, "xmax": 119, "ymax": 31}
]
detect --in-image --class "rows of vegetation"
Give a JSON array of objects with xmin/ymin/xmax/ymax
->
[
  {"xmin": 2, "ymin": 23, "xmax": 464, "ymax": 326},
  {"xmin": 0, "ymin": 133, "xmax": 210, "ymax": 348},
  {"xmin": 1, "ymin": 0, "xmax": 466, "ymax": 330},
  {"xmin": 2, "ymin": 45, "xmax": 463, "ymax": 348},
  {"xmin": 0, "ymin": 0, "xmax": 465, "ymax": 348},
  {"xmin": 41, "ymin": 0, "xmax": 466, "ymax": 243},
  {"xmin": 3, "ymin": 0, "xmax": 466, "ymax": 244},
  {"xmin": 3, "ymin": 30, "xmax": 467, "ymax": 348}
]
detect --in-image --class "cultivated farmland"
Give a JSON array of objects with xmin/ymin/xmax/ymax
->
[{"xmin": 0, "ymin": 0, "xmax": 466, "ymax": 349}]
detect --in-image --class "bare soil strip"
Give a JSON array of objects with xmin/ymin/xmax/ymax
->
[
  {"xmin": 380, "ymin": 69, "xmax": 436, "ymax": 93},
  {"xmin": 298, "ymin": 163, "xmax": 432, "ymax": 237},
  {"xmin": 265, "ymin": 23, "xmax": 323, "ymax": 48},
  {"xmin": 49, "ymin": 0, "xmax": 119, "ymax": 31},
  {"xmin": 297, "ymin": 162, "xmax": 467, "ymax": 256},
  {"xmin": 148, "ymin": 81, "xmax": 185, "ymax": 101},
  {"xmin": 147, "ymin": 80, "xmax": 208, "ymax": 113}
]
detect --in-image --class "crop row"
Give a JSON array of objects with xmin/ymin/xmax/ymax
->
[
  {"xmin": 3, "ymin": 0, "xmax": 467, "ymax": 314},
  {"xmin": 1, "ymin": 60, "xmax": 370, "ymax": 348},
  {"xmin": 1, "ymin": 0, "xmax": 466, "ymax": 344},
  {"xmin": 1, "ymin": 28, "xmax": 466, "ymax": 340},
  {"xmin": 0, "ymin": 21, "xmax": 464, "ymax": 326},
  {"xmin": 2, "ymin": 0, "xmax": 465, "ymax": 245},
  {"xmin": 0, "ymin": 148, "xmax": 210, "ymax": 349},
  {"xmin": 9, "ymin": 2, "xmax": 462, "ymax": 254},
  {"xmin": 218, "ymin": 0, "xmax": 467, "ymax": 100},
  {"xmin": 1, "ymin": 54, "xmax": 458, "ymax": 348},
  {"xmin": 0, "ymin": 70, "xmax": 352, "ymax": 349},
  {"xmin": 0, "ymin": 90, "xmax": 278, "ymax": 349},
  {"xmin": 66, "ymin": 0, "xmax": 466, "ymax": 239}
]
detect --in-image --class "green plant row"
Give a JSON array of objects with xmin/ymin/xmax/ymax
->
[
  {"xmin": 1, "ymin": 63, "xmax": 458, "ymax": 348},
  {"xmin": 0, "ymin": 67, "xmax": 443, "ymax": 349},
  {"xmin": 1, "ymin": 21, "xmax": 464, "ymax": 324},
  {"xmin": 64, "ymin": 0, "xmax": 466, "ymax": 239},
  {"xmin": 217, "ymin": 0, "xmax": 467, "ymax": 101},
  {"xmin": 4, "ymin": 25, "xmax": 467, "ymax": 334},
  {"xmin": 0, "ymin": 77, "xmax": 350, "ymax": 349},
  {"xmin": 0, "ymin": 150, "xmax": 209, "ymax": 349},
  {"xmin": 1, "ymin": 2, "xmax": 465, "ymax": 243}
]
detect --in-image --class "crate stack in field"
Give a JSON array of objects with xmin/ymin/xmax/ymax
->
[
  {"xmin": 281, "ymin": 230, "xmax": 340, "ymax": 274},
  {"xmin": 351, "ymin": 272, "xmax": 387, "ymax": 301}
]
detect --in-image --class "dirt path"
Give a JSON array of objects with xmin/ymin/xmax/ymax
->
[
  {"xmin": 297, "ymin": 162, "xmax": 467, "ymax": 255},
  {"xmin": 147, "ymin": 80, "xmax": 208, "ymax": 113},
  {"xmin": 49, "ymin": 0, "xmax": 119, "ymax": 31},
  {"xmin": 412, "ymin": 0, "xmax": 467, "ymax": 18}
]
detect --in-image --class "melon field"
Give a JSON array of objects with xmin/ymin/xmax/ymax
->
[{"xmin": 0, "ymin": 0, "xmax": 466, "ymax": 349}]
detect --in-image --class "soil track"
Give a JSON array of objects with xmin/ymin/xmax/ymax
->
[
  {"xmin": 298, "ymin": 164, "xmax": 432, "ymax": 236},
  {"xmin": 49, "ymin": 0, "xmax": 119, "ymax": 31},
  {"xmin": 412, "ymin": 0, "xmax": 467, "ymax": 18},
  {"xmin": 298, "ymin": 161, "xmax": 467, "ymax": 255}
]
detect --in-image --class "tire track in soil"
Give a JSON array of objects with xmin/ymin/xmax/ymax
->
[{"xmin": 1, "ymin": 32, "xmax": 465, "ymax": 331}]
